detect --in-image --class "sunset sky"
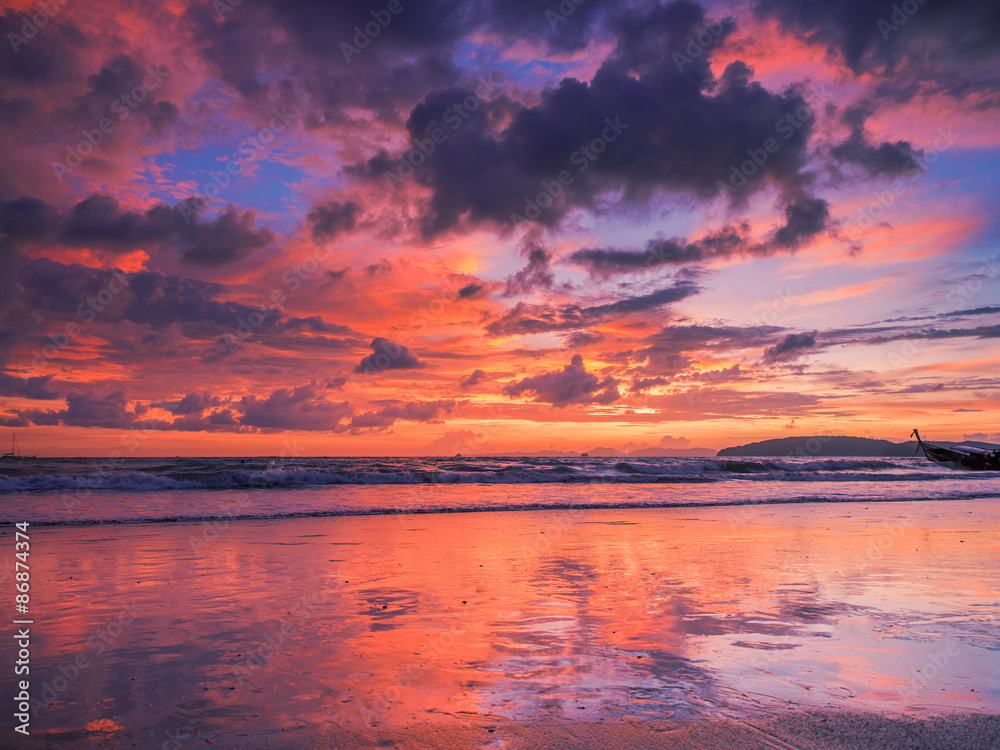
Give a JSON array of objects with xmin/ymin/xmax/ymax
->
[{"xmin": 1, "ymin": 0, "xmax": 998, "ymax": 456}]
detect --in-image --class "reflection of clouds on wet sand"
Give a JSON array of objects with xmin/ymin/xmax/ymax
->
[{"xmin": 3, "ymin": 497, "xmax": 999, "ymax": 745}]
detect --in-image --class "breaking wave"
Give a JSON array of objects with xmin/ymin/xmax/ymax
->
[{"xmin": 0, "ymin": 455, "xmax": 993, "ymax": 493}]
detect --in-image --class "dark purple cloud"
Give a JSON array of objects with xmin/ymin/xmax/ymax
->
[
  {"xmin": 19, "ymin": 388, "xmax": 136, "ymax": 428},
  {"xmin": 2, "ymin": 193, "xmax": 274, "ymax": 266},
  {"xmin": 459, "ymin": 369, "xmax": 488, "ymax": 388},
  {"xmin": 239, "ymin": 384, "xmax": 352, "ymax": 431},
  {"xmin": 355, "ymin": 337, "xmax": 425, "ymax": 374},
  {"xmin": 762, "ymin": 331, "xmax": 819, "ymax": 364},
  {"xmin": 347, "ymin": 2, "xmax": 822, "ymax": 237},
  {"xmin": 754, "ymin": 0, "xmax": 1000, "ymax": 103},
  {"xmin": 571, "ymin": 225, "xmax": 751, "ymax": 276},
  {"xmin": 772, "ymin": 198, "xmax": 831, "ymax": 249},
  {"xmin": 486, "ymin": 281, "xmax": 699, "ymax": 337},
  {"xmin": 154, "ymin": 391, "xmax": 226, "ymax": 415},
  {"xmin": 571, "ymin": 198, "xmax": 831, "ymax": 277},
  {"xmin": 457, "ymin": 282, "xmax": 485, "ymax": 299},
  {"xmin": 349, "ymin": 399, "xmax": 457, "ymax": 430},
  {"xmin": 308, "ymin": 200, "xmax": 360, "ymax": 242},
  {"xmin": 503, "ymin": 354, "xmax": 620, "ymax": 406},
  {"xmin": 631, "ymin": 376, "xmax": 670, "ymax": 392},
  {"xmin": 830, "ymin": 103, "xmax": 923, "ymax": 178},
  {"xmin": 0, "ymin": 371, "xmax": 59, "ymax": 400},
  {"xmin": 504, "ymin": 237, "xmax": 555, "ymax": 296},
  {"xmin": 57, "ymin": 54, "xmax": 178, "ymax": 138}
]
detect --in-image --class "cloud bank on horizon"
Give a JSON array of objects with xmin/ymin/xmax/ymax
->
[{"xmin": 0, "ymin": 0, "xmax": 998, "ymax": 455}]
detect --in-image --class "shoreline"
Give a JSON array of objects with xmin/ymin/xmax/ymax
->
[
  {"xmin": 6, "ymin": 500, "xmax": 999, "ymax": 748},
  {"xmin": 6, "ymin": 484, "xmax": 1000, "ymax": 527}
]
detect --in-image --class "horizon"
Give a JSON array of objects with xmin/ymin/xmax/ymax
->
[
  {"xmin": 2, "ymin": 0, "xmax": 998, "ymax": 457},
  {"xmin": 5, "ymin": 431, "xmax": 994, "ymax": 459}
]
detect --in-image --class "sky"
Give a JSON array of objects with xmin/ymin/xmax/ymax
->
[{"xmin": 1, "ymin": 0, "xmax": 999, "ymax": 456}]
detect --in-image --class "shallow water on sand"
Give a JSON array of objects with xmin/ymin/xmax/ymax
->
[{"xmin": 2, "ymin": 497, "xmax": 998, "ymax": 747}]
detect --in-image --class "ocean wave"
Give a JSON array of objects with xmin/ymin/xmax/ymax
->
[{"xmin": 1, "ymin": 455, "xmax": 995, "ymax": 494}]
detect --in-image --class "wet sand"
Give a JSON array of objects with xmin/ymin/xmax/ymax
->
[{"xmin": 4, "ymin": 498, "xmax": 999, "ymax": 747}]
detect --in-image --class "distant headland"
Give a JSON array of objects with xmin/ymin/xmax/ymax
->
[
  {"xmin": 716, "ymin": 435, "xmax": 998, "ymax": 458},
  {"xmin": 445, "ymin": 435, "xmax": 999, "ymax": 458}
]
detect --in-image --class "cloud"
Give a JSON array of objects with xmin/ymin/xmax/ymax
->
[
  {"xmin": 2, "ymin": 194, "xmax": 274, "ymax": 266},
  {"xmin": 629, "ymin": 324, "xmax": 777, "ymax": 376},
  {"xmin": 0, "ymin": 10, "xmax": 84, "ymax": 85},
  {"xmin": 159, "ymin": 408, "xmax": 241, "ymax": 432},
  {"xmin": 571, "ymin": 224, "xmax": 751, "ymax": 276},
  {"xmin": 941, "ymin": 306, "xmax": 1000, "ymax": 318},
  {"xmin": 771, "ymin": 198, "xmax": 830, "ymax": 248},
  {"xmin": 754, "ymin": 0, "xmax": 1000, "ymax": 103},
  {"xmin": 308, "ymin": 200, "xmax": 360, "ymax": 242},
  {"xmin": 570, "ymin": 198, "xmax": 830, "ymax": 277},
  {"xmin": 503, "ymin": 236, "xmax": 554, "ymax": 296},
  {"xmin": 963, "ymin": 432, "xmax": 1000, "ymax": 444},
  {"xmin": 486, "ymin": 281, "xmax": 699, "ymax": 337},
  {"xmin": 349, "ymin": 399, "xmax": 456, "ymax": 430},
  {"xmin": 420, "ymin": 429, "xmax": 489, "ymax": 456},
  {"xmin": 459, "ymin": 369, "xmax": 488, "ymax": 388},
  {"xmin": 0, "ymin": 371, "xmax": 59, "ymax": 400},
  {"xmin": 762, "ymin": 331, "xmax": 818, "ymax": 364},
  {"xmin": 355, "ymin": 337, "xmax": 425, "ymax": 373},
  {"xmin": 457, "ymin": 282, "xmax": 485, "ymax": 299},
  {"xmin": 564, "ymin": 330, "xmax": 604, "ymax": 348},
  {"xmin": 830, "ymin": 103, "xmax": 923, "ymax": 178},
  {"xmin": 503, "ymin": 355, "xmax": 620, "ymax": 406},
  {"xmin": 659, "ymin": 435, "xmax": 690, "ymax": 449},
  {"xmin": 10, "ymin": 257, "xmax": 279, "ymax": 335},
  {"xmin": 18, "ymin": 388, "xmax": 138, "ymax": 428},
  {"xmin": 57, "ymin": 53, "xmax": 179, "ymax": 137},
  {"xmin": 185, "ymin": 2, "xmax": 271, "ymax": 99},
  {"xmin": 687, "ymin": 364, "xmax": 746, "ymax": 383},
  {"xmin": 239, "ymin": 384, "xmax": 352, "ymax": 431},
  {"xmin": 154, "ymin": 391, "xmax": 226, "ymax": 415},
  {"xmin": 350, "ymin": 2, "xmax": 822, "ymax": 236},
  {"xmin": 0, "ymin": 197, "xmax": 60, "ymax": 249},
  {"xmin": 631, "ymin": 376, "xmax": 670, "ymax": 392},
  {"xmin": 11, "ymin": 383, "xmax": 358, "ymax": 433}
]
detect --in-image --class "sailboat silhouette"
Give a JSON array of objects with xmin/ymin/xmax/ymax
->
[{"xmin": 1, "ymin": 434, "xmax": 36, "ymax": 460}]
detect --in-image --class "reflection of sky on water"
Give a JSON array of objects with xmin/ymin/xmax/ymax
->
[{"xmin": 2, "ymin": 497, "xmax": 998, "ymax": 745}]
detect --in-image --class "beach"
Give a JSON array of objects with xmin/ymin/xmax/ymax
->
[{"xmin": 4, "ymin": 496, "xmax": 999, "ymax": 748}]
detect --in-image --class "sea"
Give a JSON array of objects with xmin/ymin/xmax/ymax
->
[{"xmin": 2, "ymin": 455, "xmax": 999, "ymax": 525}]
